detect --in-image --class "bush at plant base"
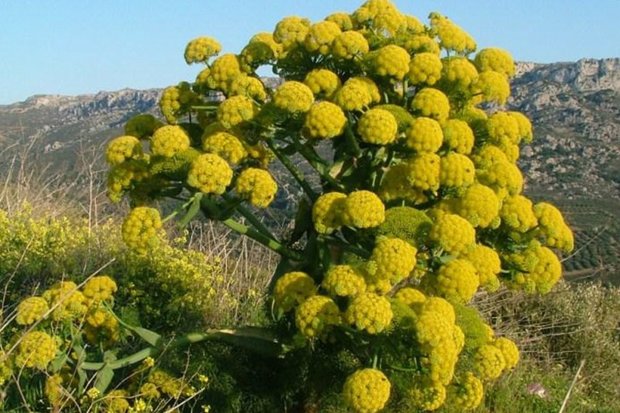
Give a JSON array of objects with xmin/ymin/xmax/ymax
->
[{"xmin": 2, "ymin": 0, "xmax": 576, "ymax": 411}]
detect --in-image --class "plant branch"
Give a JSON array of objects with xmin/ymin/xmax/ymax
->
[
  {"xmin": 220, "ymin": 216, "xmax": 302, "ymax": 261},
  {"xmin": 265, "ymin": 139, "xmax": 318, "ymax": 201}
]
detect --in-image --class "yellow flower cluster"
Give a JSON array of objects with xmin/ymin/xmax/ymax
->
[
  {"xmin": 411, "ymin": 88, "xmax": 450, "ymax": 122},
  {"xmin": 408, "ymin": 52, "xmax": 442, "ymax": 85},
  {"xmin": 494, "ymin": 337, "xmax": 520, "ymax": 370},
  {"xmin": 476, "ymin": 149, "xmax": 524, "ymax": 199},
  {"xmin": 408, "ymin": 377, "xmax": 446, "ymax": 411},
  {"xmin": 45, "ymin": 374, "xmax": 65, "ymax": 406},
  {"xmin": 158, "ymin": 84, "xmax": 200, "ymax": 124},
  {"xmin": 341, "ymin": 190, "xmax": 385, "ymax": 229},
  {"xmin": 42, "ymin": 281, "xmax": 88, "ymax": 321},
  {"xmin": 202, "ymin": 131, "xmax": 247, "ymax": 164},
  {"xmin": 304, "ymin": 101, "xmax": 347, "ymax": 139},
  {"xmin": 229, "ymin": 74, "xmax": 267, "ymax": 101},
  {"xmin": 462, "ymin": 244, "xmax": 502, "ymax": 291},
  {"xmin": 455, "ymin": 183, "xmax": 501, "ymax": 228},
  {"xmin": 14, "ymin": 331, "xmax": 58, "ymax": 369},
  {"xmin": 369, "ymin": 45, "xmax": 410, "ymax": 79},
  {"xmin": 103, "ymin": 390, "xmax": 130, "ymax": 413},
  {"xmin": 334, "ymin": 77, "xmax": 378, "ymax": 111},
  {"xmin": 16, "ymin": 296, "xmax": 49, "ymax": 325},
  {"xmin": 235, "ymin": 168, "xmax": 278, "ymax": 208},
  {"xmin": 379, "ymin": 163, "xmax": 427, "ymax": 203},
  {"xmin": 274, "ymin": 16, "xmax": 311, "ymax": 49},
  {"xmin": 429, "ymin": 213, "xmax": 476, "ymax": 255},
  {"xmin": 411, "ymin": 297, "xmax": 462, "ymax": 387},
  {"xmin": 441, "ymin": 57, "xmax": 479, "ymax": 90},
  {"xmin": 430, "ymin": 12, "xmax": 476, "ymax": 53},
  {"xmin": 345, "ymin": 292, "xmax": 393, "ymax": 334},
  {"xmin": 147, "ymin": 369, "xmax": 196, "ymax": 397},
  {"xmin": 448, "ymin": 372, "xmax": 484, "ymax": 410},
  {"xmin": 325, "ymin": 12, "xmax": 354, "ymax": 31},
  {"xmin": 507, "ymin": 241, "xmax": 562, "ymax": 294},
  {"xmin": 83, "ymin": 275, "xmax": 118, "ymax": 305},
  {"xmin": 106, "ymin": 135, "xmax": 143, "ymax": 165},
  {"xmin": 400, "ymin": 34, "xmax": 440, "ymax": 55},
  {"xmin": 534, "ymin": 202, "xmax": 574, "ymax": 252},
  {"xmin": 500, "ymin": 195, "xmax": 538, "ymax": 232},
  {"xmin": 295, "ymin": 295, "xmax": 340, "ymax": 338},
  {"xmin": 474, "ymin": 47, "xmax": 516, "ymax": 78},
  {"xmin": 273, "ymin": 81, "xmax": 314, "ymax": 113},
  {"xmin": 442, "ymin": 119, "xmax": 474, "ymax": 154},
  {"xmin": 304, "ymin": 21, "xmax": 341, "ymax": 54},
  {"xmin": 187, "ymin": 153, "xmax": 233, "ymax": 194},
  {"xmin": 404, "ymin": 153, "xmax": 441, "ymax": 191},
  {"xmin": 205, "ymin": 53, "xmax": 242, "ymax": 92},
  {"xmin": 332, "ymin": 30, "xmax": 369, "ymax": 59},
  {"xmin": 312, "ymin": 192, "xmax": 347, "ymax": 234},
  {"xmin": 440, "ymin": 152, "xmax": 475, "ymax": 187},
  {"xmin": 107, "ymin": 160, "xmax": 149, "ymax": 203},
  {"xmin": 217, "ymin": 95, "xmax": 256, "ymax": 129},
  {"xmin": 406, "ymin": 117, "xmax": 443, "ymax": 153},
  {"xmin": 394, "ymin": 287, "xmax": 426, "ymax": 306},
  {"xmin": 121, "ymin": 207, "xmax": 163, "ymax": 254},
  {"xmin": 358, "ymin": 108, "xmax": 398, "ymax": 144},
  {"xmin": 369, "ymin": 237, "xmax": 417, "ymax": 283},
  {"xmin": 184, "ymin": 36, "xmax": 221, "ymax": 64},
  {"xmin": 508, "ymin": 110, "xmax": 533, "ymax": 143},
  {"xmin": 342, "ymin": 368, "xmax": 391, "ymax": 413},
  {"xmin": 84, "ymin": 308, "xmax": 120, "ymax": 346},
  {"xmin": 151, "ymin": 125, "xmax": 190, "ymax": 157},
  {"xmin": 274, "ymin": 271, "xmax": 316, "ymax": 312},
  {"xmin": 474, "ymin": 70, "xmax": 511, "ymax": 105},
  {"xmin": 304, "ymin": 69, "xmax": 342, "ymax": 97},
  {"xmin": 159, "ymin": 86, "xmax": 182, "ymax": 124},
  {"xmin": 322, "ymin": 265, "xmax": 366, "ymax": 297},
  {"xmin": 432, "ymin": 259, "xmax": 480, "ymax": 303},
  {"xmin": 473, "ymin": 344, "xmax": 506, "ymax": 380},
  {"xmin": 244, "ymin": 32, "xmax": 281, "ymax": 66}
]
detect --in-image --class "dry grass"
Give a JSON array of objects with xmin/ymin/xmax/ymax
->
[{"xmin": 475, "ymin": 281, "xmax": 620, "ymax": 407}]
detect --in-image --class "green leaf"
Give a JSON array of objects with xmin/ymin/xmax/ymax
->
[
  {"xmin": 128, "ymin": 325, "xmax": 163, "ymax": 347},
  {"xmin": 77, "ymin": 367, "xmax": 87, "ymax": 395},
  {"xmin": 208, "ymin": 327, "xmax": 283, "ymax": 358},
  {"xmin": 50, "ymin": 352, "xmax": 69, "ymax": 373},
  {"xmin": 178, "ymin": 193, "xmax": 203, "ymax": 228},
  {"xmin": 111, "ymin": 310, "xmax": 163, "ymax": 347},
  {"xmin": 94, "ymin": 366, "xmax": 115, "ymax": 394}
]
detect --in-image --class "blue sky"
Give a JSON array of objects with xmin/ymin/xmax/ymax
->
[{"xmin": 1, "ymin": 0, "xmax": 618, "ymax": 104}]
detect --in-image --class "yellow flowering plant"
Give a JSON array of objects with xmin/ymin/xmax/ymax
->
[{"xmin": 94, "ymin": 0, "xmax": 577, "ymax": 410}]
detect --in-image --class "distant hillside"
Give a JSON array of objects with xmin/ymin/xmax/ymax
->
[{"xmin": 1, "ymin": 58, "xmax": 618, "ymax": 282}]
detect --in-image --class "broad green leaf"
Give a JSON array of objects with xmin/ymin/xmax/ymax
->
[{"xmin": 94, "ymin": 366, "xmax": 115, "ymax": 394}]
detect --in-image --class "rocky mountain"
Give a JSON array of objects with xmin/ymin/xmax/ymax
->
[
  {"xmin": 1, "ymin": 58, "xmax": 618, "ymax": 281},
  {"xmin": 512, "ymin": 59, "xmax": 620, "ymax": 199}
]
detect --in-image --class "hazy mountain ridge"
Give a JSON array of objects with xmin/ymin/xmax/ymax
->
[
  {"xmin": 1, "ymin": 58, "xmax": 619, "ymax": 282},
  {"xmin": 1, "ymin": 59, "xmax": 617, "ymax": 200}
]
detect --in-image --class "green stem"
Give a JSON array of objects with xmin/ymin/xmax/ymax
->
[
  {"xmin": 324, "ymin": 236, "xmax": 371, "ymax": 259},
  {"xmin": 223, "ymin": 194, "xmax": 278, "ymax": 241},
  {"xmin": 290, "ymin": 135, "xmax": 346, "ymax": 191},
  {"xmin": 344, "ymin": 117, "xmax": 362, "ymax": 157},
  {"xmin": 266, "ymin": 139, "xmax": 318, "ymax": 201},
  {"xmin": 162, "ymin": 193, "xmax": 203, "ymax": 223},
  {"xmin": 220, "ymin": 216, "xmax": 302, "ymax": 261}
]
